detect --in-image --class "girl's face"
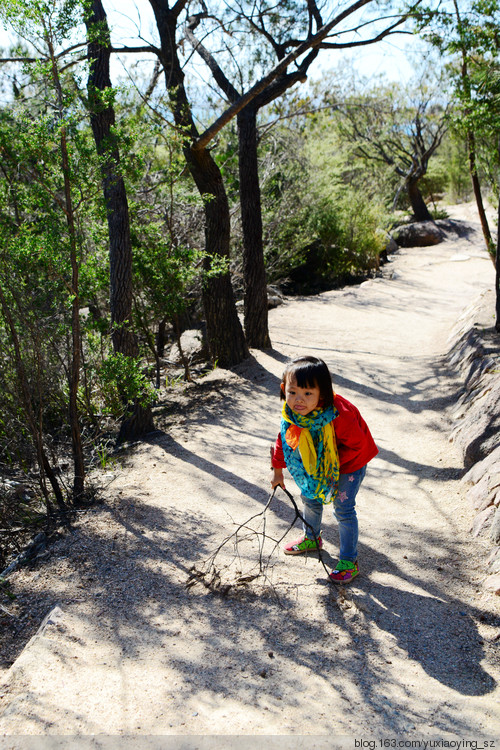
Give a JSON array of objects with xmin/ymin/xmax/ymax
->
[{"xmin": 283, "ymin": 376, "xmax": 321, "ymax": 416}]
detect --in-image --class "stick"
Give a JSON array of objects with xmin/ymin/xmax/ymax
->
[
  {"xmin": 276, "ymin": 485, "xmax": 332, "ymax": 579},
  {"xmin": 186, "ymin": 483, "xmax": 334, "ymax": 595}
]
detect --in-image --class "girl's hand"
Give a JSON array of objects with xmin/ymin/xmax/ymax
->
[{"xmin": 270, "ymin": 468, "xmax": 285, "ymax": 489}]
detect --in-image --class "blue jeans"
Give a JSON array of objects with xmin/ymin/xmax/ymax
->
[{"xmin": 301, "ymin": 465, "xmax": 366, "ymax": 563}]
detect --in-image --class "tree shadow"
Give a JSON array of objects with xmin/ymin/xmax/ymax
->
[
  {"xmin": 5, "ymin": 473, "xmax": 497, "ymax": 735},
  {"xmin": 318, "ymin": 540, "xmax": 498, "ymax": 698}
]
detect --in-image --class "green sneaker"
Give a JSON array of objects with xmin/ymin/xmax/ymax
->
[
  {"xmin": 329, "ymin": 559, "xmax": 359, "ymax": 584},
  {"xmin": 284, "ymin": 535, "xmax": 323, "ymax": 555}
]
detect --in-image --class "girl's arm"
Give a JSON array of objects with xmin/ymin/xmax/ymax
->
[
  {"xmin": 270, "ymin": 467, "xmax": 285, "ymax": 489},
  {"xmin": 270, "ymin": 434, "xmax": 286, "ymax": 488}
]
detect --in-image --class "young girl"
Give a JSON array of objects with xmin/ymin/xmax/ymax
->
[{"xmin": 270, "ymin": 356, "xmax": 378, "ymax": 584}]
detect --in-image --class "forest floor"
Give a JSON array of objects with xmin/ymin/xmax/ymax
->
[{"xmin": 0, "ymin": 203, "xmax": 499, "ymax": 743}]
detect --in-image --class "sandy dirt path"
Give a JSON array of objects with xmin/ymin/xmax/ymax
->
[{"xmin": 0, "ymin": 207, "xmax": 499, "ymax": 741}]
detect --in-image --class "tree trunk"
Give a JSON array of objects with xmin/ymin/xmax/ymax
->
[
  {"xmin": 452, "ymin": 0, "xmax": 493, "ymax": 257},
  {"xmin": 187, "ymin": 145, "xmax": 249, "ymax": 367},
  {"xmin": 86, "ymin": 0, "xmax": 137, "ymax": 358},
  {"xmin": 407, "ymin": 178, "xmax": 434, "ymax": 222},
  {"xmin": 47, "ymin": 40, "xmax": 85, "ymax": 501},
  {"xmin": 496, "ymin": 141, "xmax": 500, "ymax": 333},
  {"xmin": 86, "ymin": 0, "xmax": 155, "ymax": 440},
  {"xmin": 237, "ymin": 106, "xmax": 271, "ymax": 349},
  {"xmin": 467, "ymin": 130, "xmax": 493, "ymax": 256},
  {"xmin": 149, "ymin": 0, "xmax": 247, "ymax": 368}
]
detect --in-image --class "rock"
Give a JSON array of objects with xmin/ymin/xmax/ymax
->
[
  {"xmin": 267, "ymin": 295, "xmax": 283, "ymax": 309},
  {"xmin": 486, "ymin": 547, "xmax": 500, "ymax": 572},
  {"xmin": 462, "ymin": 444, "xmax": 500, "ymax": 487},
  {"xmin": 236, "ymin": 288, "xmax": 284, "ymax": 310},
  {"xmin": 391, "ymin": 221, "xmax": 443, "ymax": 247},
  {"xmin": 463, "ymin": 383, "xmax": 500, "ymax": 469},
  {"xmin": 482, "ymin": 574, "xmax": 500, "ymax": 595},
  {"xmin": 467, "ymin": 475, "xmax": 500, "ymax": 513},
  {"xmin": 471, "ymin": 505, "xmax": 496, "ymax": 537},
  {"xmin": 490, "ymin": 506, "xmax": 500, "ymax": 545},
  {"xmin": 466, "ymin": 474, "xmax": 491, "ymax": 510},
  {"xmin": 168, "ymin": 329, "xmax": 209, "ymax": 365},
  {"xmin": 447, "ymin": 289, "xmax": 499, "ymax": 583},
  {"xmin": 384, "ymin": 234, "xmax": 399, "ymax": 254},
  {"xmin": 373, "ymin": 229, "xmax": 397, "ymax": 262},
  {"xmin": 451, "ymin": 376, "xmax": 500, "ymax": 470}
]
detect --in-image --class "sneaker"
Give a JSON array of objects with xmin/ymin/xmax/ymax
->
[
  {"xmin": 283, "ymin": 535, "xmax": 323, "ymax": 555},
  {"xmin": 329, "ymin": 559, "xmax": 359, "ymax": 584}
]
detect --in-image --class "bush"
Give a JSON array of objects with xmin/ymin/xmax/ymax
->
[{"xmin": 97, "ymin": 352, "xmax": 156, "ymax": 420}]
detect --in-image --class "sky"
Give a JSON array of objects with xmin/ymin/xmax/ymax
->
[
  {"xmin": 103, "ymin": 0, "xmax": 421, "ymax": 83},
  {"xmin": 0, "ymin": 0, "xmax": 425, "ymax": 90}
]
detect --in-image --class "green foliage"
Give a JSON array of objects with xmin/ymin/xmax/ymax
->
[
  {"xmin": 258, "ymin": 102, "xmax": 387, "ymax": 291},
  {"xmin": 418, "ymin": 0, "xmax": 500, "ymax": 198},
  {"xmin": 10, "ymin": 0, "xmax": 83, "ymax": 34},
  {"xmin": 97, "ymin": 352, "xmax": 156, "ymax": 418}
]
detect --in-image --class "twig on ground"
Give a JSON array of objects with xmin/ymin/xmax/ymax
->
[
  {"xmin": 186, "ymin": 485, "xmax": 333, "ymax": 596},
  {"xmin": 0, "ymin": 602, "xmax": 15, "ymax": 617}
]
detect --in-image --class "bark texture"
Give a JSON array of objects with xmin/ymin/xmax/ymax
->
[
  {"xmin": 86, "ymin": 0, "xmax": 137, "ymax": 358},
  {"xmin": 237, "ymin": 106, "xmax": 271, "ymax": 349},
  {"xmin": 468, "ymin": 131, "xmax": 493, "ymax": 254},
  {"xmin": 87, "ymin": 0, "xmax": 155, "ymax": 441},
  {"xmin": 407, "ymin": 179, "xmax": 434, "ymax": 223},
  {"xmin": 149, "ymin": 0, "xmax": 247, "ymax": 368}
]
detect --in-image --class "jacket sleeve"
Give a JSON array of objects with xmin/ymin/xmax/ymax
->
[
  {"xmin": 333, "ymin": 394, "xmax": 378, "ymax": 473},
  {"xmin": 271, "ymin": 432, "xmax": 287, "ymax": 469}
]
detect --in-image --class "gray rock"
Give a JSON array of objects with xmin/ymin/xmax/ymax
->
[
  {"xmin": 384, "ymin": 234, "xmax": 399, "ymax": 254},
  {"xmin": 168, "ymin": 329, "xmax": 209, "ymax": 365},
  {"xmin": 490, "ymin": 506, "xmax": 500, "ymax": 545},
  {"xmin": 482, "ymin": 573, "xmax": 500, "ymax": 594},
  {"xmin": 451, "ymin": 376, "xmax": 500, "ymax": 469},
  {"xmin": 391, "ymin": 221, "xmax": 444, "ymax": 247},
  {"xmin": 462, "ymin": 444, "xmax": 500, "ymax": 486},
  {"xmin": 466, "ymin": 473, "xmax": 490, "ymax": 510},
  {"xmin": 486, "ymin": 547, "xmax": 500, "ymax": 572},
  {"xmin": 471, "ymin": 505, "xmax": 496, "ymax": 537}
]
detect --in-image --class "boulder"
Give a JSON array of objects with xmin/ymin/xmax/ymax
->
[
  {"xmin": 236, "ymin": 287, "xmax": 285, "ymax": 311},
  {"xmin": 451, "ymin": 377, "xmax": 500, "ymax": 469},
  {"xmin": 461, "ymin": 444, "xmax": 500, "ymax": 487},
  {"xmin": 466, "ymin": 473, "xmax": 491, "ymax": 510},
  {"xmin": 471, "ymin": 505, "xmax": 496, "ymax": 537},
  {"xmin": 167, "ymin": 329, "xmax": 209, "ymax": 365},
  {"xmin": 490, "ymin": 506, "xmax": 500, "ymax": 545},
  {"xmin": 486, "ymin": 547, "xmax": 500, "ymax": 573},
  {"xmin": 391, "ymin": 221, "xmax": 444, "ymax": 247}
]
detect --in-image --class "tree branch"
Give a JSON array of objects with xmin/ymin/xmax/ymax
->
[
  {"xmin": 192, "ymin": 0, "xmax": 376, "ymax": 152},
  {"xmin": 185, "ymin": 17, "xmax": 241, "ymax": 103}
]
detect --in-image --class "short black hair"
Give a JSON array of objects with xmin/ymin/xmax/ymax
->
[{"xmin": 280, "ymin": 356, "xmax": 334, "ymax": 408}]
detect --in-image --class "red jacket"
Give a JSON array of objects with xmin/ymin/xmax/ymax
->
[{"xmin": 272, "ymin": 393, "xmax": 378, "ymax": 474}]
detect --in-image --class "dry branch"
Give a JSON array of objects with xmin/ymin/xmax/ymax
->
[{"xmin": 186, "ymin": 484, "xmax": 333, "ymax": 596}]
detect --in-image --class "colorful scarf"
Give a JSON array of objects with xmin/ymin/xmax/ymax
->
[{"xmin": 280, "ymin": 401, "xmax": 340, "ymax": 503}]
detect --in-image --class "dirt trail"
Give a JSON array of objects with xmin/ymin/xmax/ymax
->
[{"xmin": 0, "ymin": 205, "xmax": 499, "ymax": 740}]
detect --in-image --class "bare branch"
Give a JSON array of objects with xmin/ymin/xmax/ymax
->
[
  {"xmin": 0, "ymin": 42, "xmax": 160, "ymax": 67},
  {"xmin": 192, "ymin": 0, "xmax": 376, "ymax": 151},
  {"xmin": 186, "ymin": 485, "xmax": 333, "ymax": 597},
  {"xmin": 185, "ymin": 16, "xmax": 241, "ymax": 102}
]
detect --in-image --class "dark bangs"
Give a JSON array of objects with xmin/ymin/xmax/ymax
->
[{"xmin": 281, "ymin": 356, "xmax": 334, "ymax": 407}]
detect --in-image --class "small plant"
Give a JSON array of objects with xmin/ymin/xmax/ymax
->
[
  {"xmin": 94, "ymin": 439, "xmax": 117, "ymax": 470},
  {"xmin": 98, "ymin": 352, "xmax": 156, "ymax": 419},
  {"xmin": 0, "ymin": 578, "xmax": 16, "ymax": 601}
]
